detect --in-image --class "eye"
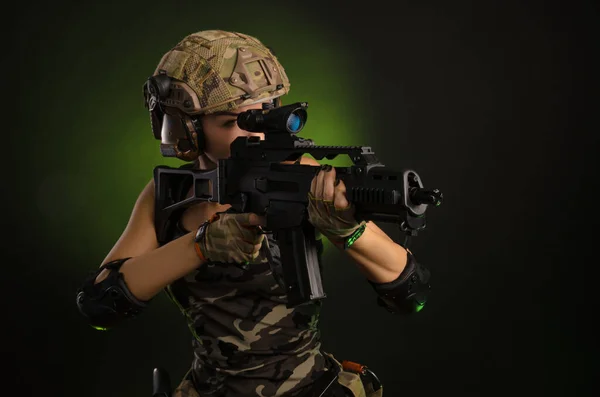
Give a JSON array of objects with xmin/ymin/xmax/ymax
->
[{"xmin": 222, "ymin": 119, "xmax": 236, "ymax": 127}]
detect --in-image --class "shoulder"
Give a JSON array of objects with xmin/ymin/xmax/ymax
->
[
  {"xmin": 137, "ymin": 177, "xmax": 156, "ymax": 203},
  {"xmin": 178, "ymin": 159, "xmax": 199, "ymax": 170}
]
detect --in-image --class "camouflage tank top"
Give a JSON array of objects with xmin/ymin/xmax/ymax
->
[{"xmin": 160, "ymin": 167, "xmax": 333, "ymax": 397}]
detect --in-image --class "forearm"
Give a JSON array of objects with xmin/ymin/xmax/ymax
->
[
  {"xmin": 99, "ymin": 232, "xmax": 202, "ymax": 301},
  {"xmin": 342, "ymin": 222, "xmax": 408, "ymax": 283}
]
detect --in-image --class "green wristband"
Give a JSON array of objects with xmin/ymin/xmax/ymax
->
[{"xmin": 343, "ymin": 222, "xmax": 367, "ymax": 250}]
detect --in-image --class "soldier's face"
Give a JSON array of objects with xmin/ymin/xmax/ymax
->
[{"xmin": 201, "ymin": 103, "xmax": 266, "ymax": 162}]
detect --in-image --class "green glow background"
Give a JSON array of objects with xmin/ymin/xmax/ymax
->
[
  {"xmin": 5, "ymin": 0, "xmax": 591, "ymax": 396},
  {"xmin": 30, "ymin": 4, "xmax": 367, "ymax": 265},
  {"xmin": 14, "ymin": 3, "xmax": 384, "ymax": 396}
]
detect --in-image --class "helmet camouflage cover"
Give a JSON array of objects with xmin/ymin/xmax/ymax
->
[{"xmin": 152, "ymin": 30, "xmax": 291, "ymax": 115}]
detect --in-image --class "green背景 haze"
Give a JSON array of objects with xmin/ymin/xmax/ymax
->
[{"xmin": 30, "ymin": 4, "xmax": 369, "ymax": 266}]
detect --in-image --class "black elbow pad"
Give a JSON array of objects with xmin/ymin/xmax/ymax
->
[
  {"xmin": 368, "ymin": 252, "xmax": 431, "ymax": 315},
  {"xmin": 76, "ymin": 258, "xmax": 148, "ymax": 330}
]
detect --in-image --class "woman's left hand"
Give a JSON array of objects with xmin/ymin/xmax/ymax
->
[{"xmin": 307, "ymin": 165, "xmax": 364, "ymax": 244}]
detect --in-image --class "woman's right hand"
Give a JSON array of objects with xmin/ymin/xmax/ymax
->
[{"xmin": 196, "ymin": 212, "xmax": 269, "ymax": 264}]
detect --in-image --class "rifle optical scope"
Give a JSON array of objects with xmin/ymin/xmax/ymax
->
[{"xmin": 237, "ymin": 102, "xmax": 308, "ymax": 134}]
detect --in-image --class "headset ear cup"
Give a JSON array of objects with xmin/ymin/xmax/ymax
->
[
  {"xmin": 192, "ymin": 117, "xmax": 205, "ymax": 154},
  {"xmin": 196, "ymin": 129, "xmax": 205, "ymax": 154}
]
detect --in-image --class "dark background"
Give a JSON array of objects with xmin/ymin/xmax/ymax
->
[{"xmin": 3, "ymin": 0, "xmax": 596, "ymax": 396}]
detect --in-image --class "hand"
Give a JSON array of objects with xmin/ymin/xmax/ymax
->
[
  {"xmin": 307, "ymin": 165, "xmax": 365, "ymax": 244},
  {"xmin": 197, "ymin": 212, "xmax": 269, "ymax": 264}
]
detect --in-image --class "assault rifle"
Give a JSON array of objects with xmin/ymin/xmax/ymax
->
[{"xmin": 153, "ymin": 102, "xmax": 443, "ymax": 308}]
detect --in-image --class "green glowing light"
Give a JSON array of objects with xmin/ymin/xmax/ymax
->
[
  {"xmin": 344, "ymin": 223, "xmax": 367, "ymax": 250},
  {"xmin": 91, "ymin": 325, "xmax": 108, "ymax": 331}
]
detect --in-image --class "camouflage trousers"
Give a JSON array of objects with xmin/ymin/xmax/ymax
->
[{"xmin": 173, "ymin": 353, "xmax": 383, "ymax": 397}]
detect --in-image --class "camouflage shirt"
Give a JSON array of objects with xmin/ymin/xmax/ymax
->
[{"xmin": 161, "ymin": 170, "xmax": 333, "ymax": 397}]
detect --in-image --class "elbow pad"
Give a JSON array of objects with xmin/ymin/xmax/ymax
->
[
  {"xmin": 368, "ymin": 252, "xmax": 431, "ymax": 315},
  {"xmin": 76, "ymin": 258, "xmax": 148, "ymax": 330}
]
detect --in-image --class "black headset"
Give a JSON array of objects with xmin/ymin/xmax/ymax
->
[{"xmin": 144, "ymin": 70, "xmax": 281, "ymax": 160}]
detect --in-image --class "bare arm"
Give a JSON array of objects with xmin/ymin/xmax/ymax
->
[
  {"xmin": 344, "ymin": 222, "xmax": 409, "ymax": 283},
  {"xmin": 302, "ymin": 157, "xmax": 414, "ymax": 283},
  {"xmin": 95, "ymin": 178, "xmax": 203, "ymax": 301}
]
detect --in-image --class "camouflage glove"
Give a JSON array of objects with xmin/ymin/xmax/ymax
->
[
  {"xmin": 307, "ymin": 191, "xmax": 367, "ymax": 248},
  {"xmin": 195, "ymin": 212, "xmax": 269, "ymax": 264}
]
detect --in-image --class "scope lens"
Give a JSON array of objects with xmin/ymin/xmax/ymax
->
[{"xmin": 287, "ymin": 113, "xmax": 303, "ymax": 133}]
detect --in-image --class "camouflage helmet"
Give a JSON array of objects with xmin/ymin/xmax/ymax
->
[
  {"xmin": 143, "ymin": 30, "xmax": 290, "ymax": 161},
  {"xmin": 151, "ymin": 30, "xmax": 290, "ymax": 115}
]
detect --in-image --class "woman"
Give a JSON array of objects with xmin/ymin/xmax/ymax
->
[{"xmin": 76, "ymin": 30, "xmax": 431, "ymax": 397}]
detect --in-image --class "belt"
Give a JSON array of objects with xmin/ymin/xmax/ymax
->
[
  {"xmin": 298, "ymin": 355, "xmax": 347, "ymax": 397},
  {"xmin": 299, "ymin": 358, "xmax": 382, "ymax": 397}
]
